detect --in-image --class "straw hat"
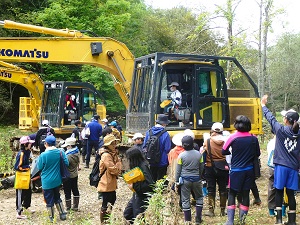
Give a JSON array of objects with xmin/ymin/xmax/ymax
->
[{"xmin": 103, "ymin": 134, "xmax": 120, "ymax": 146}]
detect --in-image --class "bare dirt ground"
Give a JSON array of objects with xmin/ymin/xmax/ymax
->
[
  {"xmin": 0, "ymin": 156, "xmax": 132, "ymax": 225},
  {"xmin": 1, "ymin": 148, "xmax": 300, "ymax": 225}
]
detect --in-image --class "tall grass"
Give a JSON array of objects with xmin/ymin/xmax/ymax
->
[{"xmin": 0, "ymin": 125, "xmax": 26, "ymax": 173}]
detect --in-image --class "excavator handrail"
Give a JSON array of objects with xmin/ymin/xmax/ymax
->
[{"xmin": 0, "ymin": 20, "xmax": 85, "ymax": 38}]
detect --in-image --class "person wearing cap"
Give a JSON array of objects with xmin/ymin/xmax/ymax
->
[
  {"xmin": 184, "ymin": 129, "xmax": 200, "ymax": 150},
  {"xmin": 37, "ymin": 135, "xmax": 69, "ymax": 222},
  {"xmin": 35, "ymin": 119, "xmax": 55, "ymax": 154},
  {"xmin": 61, "ymin": 137, "xmax": 80, "ymax": 212},
  {"xmin": 14, "ymin": 136, "xmax": 35, "ymax": 219},
  {"xmin": 175, "ymin": 135, "xmax": 204, "ymax": 224},
  {"xmin": 169, "ymin": 82, "xmax": 182, "ymax": 107},
  {"xmin": 168, "ymin": 132, "xmax": 185, "ymax": 208},
  {"xmin": 202, "ymin": 122, "xmax": 228, "ymax": 217},
  {"xmin": 143, "ymin": 114, "xmax": 171, "ymax": 182},
  {"xmin": 101, "ymin": 118, "xmax": 109, "ymax": 129},
  {"xmin": 261, "ymin": 95, "xmax": 300, "ymax": 225},
  {"xmin": 97, "ymin": 133, "xmax": 122, "ymax": 223},
  {"xmin": 108, "ymin": 121, "xmax": 122, "ymax": 142},
  {"xmin": 222, "ymin": 115, "xmax": 260, "ymax": 225},
  {"xmin": 132, "ymin": 133, "xmax": 144, "ymax": 153},
  {"xmin": 85, "ymin": 115, "xmax": 102, "ymax": 168}
]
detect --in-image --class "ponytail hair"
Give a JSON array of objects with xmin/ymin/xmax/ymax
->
[{"xmin": 292, "ymin": 121, "xmax": 299, "ymax": 134}]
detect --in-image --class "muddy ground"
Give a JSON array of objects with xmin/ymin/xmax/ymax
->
[{"xmin": 1, "ymin": 149, "xmax": 300, "ymax": 225}]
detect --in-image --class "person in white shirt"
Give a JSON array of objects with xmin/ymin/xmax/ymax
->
[{"xmin": 169, "ymin": 82, "xmax": 182, "ymax": 107}]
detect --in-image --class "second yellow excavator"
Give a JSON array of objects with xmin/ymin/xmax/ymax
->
[{"xmin": 0, "ymin": 61, "xmax": 106, "ymax": 135}]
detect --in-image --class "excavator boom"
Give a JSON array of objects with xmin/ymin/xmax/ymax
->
[
  {"xmin": 0, "ymin": 20, "xmax": 135, "ymax": 108},
  {"xmin": 0, "ymin": 62, "xmax": 44, "ymax": 103}
]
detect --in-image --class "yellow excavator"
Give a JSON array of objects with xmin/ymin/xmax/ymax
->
[
  {"xmin": 0, "ymin": 61, "xmax": 106, "ymax": 134},
  {"xmin": 0, "ymin": 20, "xmax": 263, "ymax": 143}
]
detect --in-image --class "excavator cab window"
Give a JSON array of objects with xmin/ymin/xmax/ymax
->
[
  {"xmin": 82, "ymin": 90, "xmax": 96, "ymax": 122},
  {"xmin": 42, "ymin": 87, "xmax": 61, "ymax": 128},
  {"xmin": 156, "ymin": 63, "xmax": 228, "ymax": 129},
  {"xmin": 64, "ymin": 89, "xmax": 80, "ymax": 125},
  {"xmin": 131, "ymin": 65, "xmax": 154, "ymax": 113},
  {"xmin": 158, "ymin": 65, "xmax": 194, "ymax": 127},
  {"xmin": 195, "ymin": 66, "xmax": 228, "ymax": 129}
]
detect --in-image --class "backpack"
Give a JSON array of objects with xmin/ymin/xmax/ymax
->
[
  {"xmin": 39, "ymin": 127, "xmax": 54, "ymax": 146},
  {"xmin": 145, "ymin": 129, "xmax": 167, "ymax": 164},
  {"xmin": 89, "ymin": 151, "xmax": 110, "ymax": 187}
]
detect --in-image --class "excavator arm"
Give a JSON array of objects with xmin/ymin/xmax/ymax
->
[
  {"xmin": 0, "ymin": 61, "xmax": 44, "ymax": 128},
  {"xmin": 0, "ymin": 20, "xmax": 135, "ymax": 108}
]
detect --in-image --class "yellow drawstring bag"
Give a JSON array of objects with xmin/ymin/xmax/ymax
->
[
  {"xmin": 14, "ymin": 170, "xmax": 31, "ymax": 189},
  {"xmin": 123, "ymin": 167, "xmax": 145, "ymax": 184}
]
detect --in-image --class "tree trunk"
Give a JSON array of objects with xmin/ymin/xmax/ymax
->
[{"xmin": 257, "ymin": 0, "xmax": 263, "ymax": 97}]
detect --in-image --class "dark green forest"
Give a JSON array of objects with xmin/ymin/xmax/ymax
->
[{"xmin": 0, "ymin": 0, "xmax": 299, "ymax": 125}]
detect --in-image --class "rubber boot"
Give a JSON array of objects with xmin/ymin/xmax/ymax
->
[
  {"xmin": 195, "ymin": 205, "xmax": 203, "ymax": 224},
  {"xmin": 202, "ymin": 186, "xmax": 208, "ymax": 197},
  {"xmin": 275, "ymin": 207, "xmax": 283, "ymax": 224},
  {"xmin": 55, "ymin": 202, "xmax": 67, "ymax": 220},
  {"xmin": 282, "ymin": 205, "xmax": 287, "ymax": 217},
  {"xmin": 224, "ymin": 205, "xmax": 235, "ymax": 225},
  {"xmin": 220, "ymin": 193, "xmax": 227, "ymax": 216},
  {"xmin": 284, "ymin": 211, "xmax": 296, "ymax": 225},
  {"xmin": 183, "ymin": 209, "xmax": 192, "ymax": 222},
  {"xmin": 239, "ymin": 204, "xmax": 249, "ymax": 225},
  {"xmin": 84, "ymin": 160, "xmax": 89, "ymax": 168},
  {"xmin": 100, "ymin": 210, "xmax": 108, "ymax": 223},
  {"xmin": 65, "ymin": 199, "xmax": 71, "ymax": 211},
  {"xmin": 269, "ymin": 209, "xmax": 275, "ymax": 216},
  {"xmin": 47, "ymin": 206, "xmax": 55, "ymax": 223},
  {"xmin": 204, "ymin": 195, "xmax": 215, "ymax": 217},
  {"xmin": 72, "ymin": 196, "xmax": 80, "ymax": 211}
]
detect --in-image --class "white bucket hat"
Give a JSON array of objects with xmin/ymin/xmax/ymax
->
[
  {"xmin": 61, "ymin": 137, "xmax": 77, "ymax": 147},
  {"xmin": 132, "ymin": 133, "xmax": 144, "ymax": 140},
  {"xmin": 172, "ymin": 133, "xmax": 185, "ymax": 146}
]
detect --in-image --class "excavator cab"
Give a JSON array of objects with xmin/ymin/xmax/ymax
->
[
  {"xmin": 127, "ymin": 53, "xmax": 262, "ymax": 138},
  {"xmin": 41, "ymin": 81, "xmax": 105, "ymax": 135}
]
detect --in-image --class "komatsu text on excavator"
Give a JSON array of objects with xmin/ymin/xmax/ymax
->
[{"xmin": 0, "ymin": 20, "xmax": 263, "ymax": 143}]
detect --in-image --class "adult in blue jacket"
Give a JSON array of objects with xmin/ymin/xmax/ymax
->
[
  {"xmin": 37, "ymin": 135, "xmax": 69, "ymax": 222},
  {"xmin": 86, "ymin": 115, "xmax": 102, "ymax": 168},
  {"xmin": 143, "ymin": 114, "xmax": 171, "ymax": 182},
  {"xmin": 261, "ymin": 95, "xmax": 300, "ymax": 225}
]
